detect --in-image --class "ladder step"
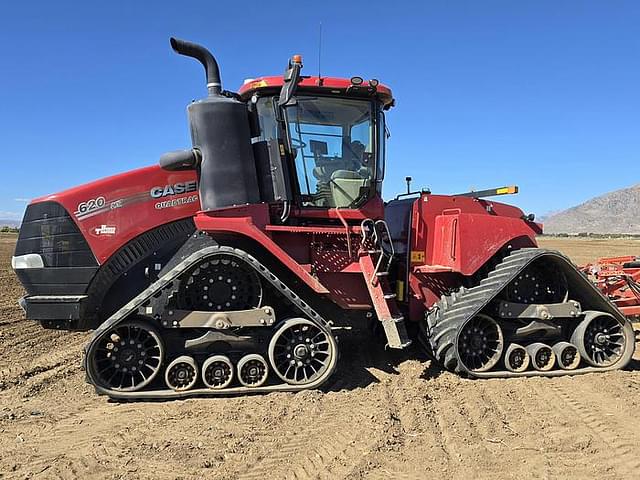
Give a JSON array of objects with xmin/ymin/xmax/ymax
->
[
  {"xmin": 376, "ymin": 271, "xmax": 389, "ymax": 277},
  {"xmin": 392, "ymin": 315, "xmax": 404, "ymax": 323},
  {"xmin": 383, "ymin": 293, "xmax": 397, "ymax": 300},
  {"xmin": 367, "ymin": 250, "xmax": 382, "ymax": 254}
]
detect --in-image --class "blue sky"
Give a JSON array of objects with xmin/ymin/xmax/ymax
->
[{"xmin": 1, "ymin": 1, "xmax": 638, "ymax": 220}]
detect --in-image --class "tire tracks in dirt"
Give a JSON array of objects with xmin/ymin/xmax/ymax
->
[
  {"xmin": 0, "ymin": 331, "xmax": 86, "ymax": 392},
  {"xmin": 236, "ymin": 337, "xmax": 390, "ymax": 480},
  {"xmin": 365, "ymin": 374, "xmax": 588, "ymax": 479},
  {"xmin": 548, "ymin": 379, "xmax": 640, "ymax": 477},
  {"xmin": 6, "ymin": 406, "xmax": 147, "ymax": 479}
]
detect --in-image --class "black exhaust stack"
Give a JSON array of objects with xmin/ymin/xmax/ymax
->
[
  {"xmin": 169, "ymin": 37, "xmax": 221, "ymax": 95},
  {"xmin": 161, "ymin": 37, "xmax": 260, "ymax": 211}
]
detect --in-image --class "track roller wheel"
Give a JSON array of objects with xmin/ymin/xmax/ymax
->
[
  {"xmin": 268, "ymin": 318, "xmax": 338, "ymax": 386},
  {"xmin": 165, "ymin": 355, "xmax": 198, "ymax": 391},
  {"xmin": 237, "ymin": 354, "xmax": 269, "ymax": 387},
  {"xmin": 89, "ymin": 320, "xmax": 164, "ymax": 392},
  {"xmin": 202, "ymin": 355, "xmax": 234, "ymax": 389},
  {"xmin": 552, "ymin": 342, "xmax": 581, "ymax": 370},
  {"xmin": 571, "ymin": 311, "xmax": 631, "ymax": 367},
  {"xmin": 526, "ymin": 343, "xmax": 556, "ymax": 371},
  {"xmin": 457, "ymin": 314, "xmax": 504, "ymax": 372},
  {"xmin": 504, "ymin": 343, "xmax": 530, "ymax": 372}
]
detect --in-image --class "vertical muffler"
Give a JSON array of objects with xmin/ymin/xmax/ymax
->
[
  {"xmin": 504, "ymin": 343, "xmax": 530, "ymax": 372},
  {"xmin": 161, "ymin": 37, "xmax": 260, "ymax": 210},
  {"xmin": 553, "ymin": 342, "xmax": 581, "ymax": 370},
  {"xmin": 526, "ymin": 343, "xmax": 556, "ymax": 371}
]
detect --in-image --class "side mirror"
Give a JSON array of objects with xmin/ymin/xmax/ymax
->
[
  {"xmin": 278, "ymin": 56, "xmax": 303, "ymax": 108},
  {"xmin": 159, "ymin": 149, "xmax": 201, "ymax": 171}
]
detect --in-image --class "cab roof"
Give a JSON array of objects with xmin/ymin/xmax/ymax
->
[{"xmin": 238, "ymin": 76, "xmax": 394, "ymax": 109}]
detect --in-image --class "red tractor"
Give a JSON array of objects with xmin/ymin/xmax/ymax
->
[{"xmin": 11, "ymin": 38, "xmax": 635, "ymax": 399}]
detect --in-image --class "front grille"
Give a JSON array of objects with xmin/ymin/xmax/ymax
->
[{"xmin": 15, "ymin": 201, "xmax": 97, "ymax": 267}]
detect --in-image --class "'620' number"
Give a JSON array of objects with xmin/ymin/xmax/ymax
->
[{"xmin": 76, "ymin": 196, "xmax": 106, "ymax": 215}]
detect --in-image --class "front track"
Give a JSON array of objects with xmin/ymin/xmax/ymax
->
[{"xmin": 83, "ymin": 245, "xmax": 339, "ymax": 400}]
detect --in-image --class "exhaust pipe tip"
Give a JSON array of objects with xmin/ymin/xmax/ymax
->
[
  {"xmin": 170, "ymin": 36, "xmax": 222, "ymax": 95},
  {"xmin": 169, "ymin": 36, "xmax": 180, "ymax": 52},
  {"xmin": 553, "ymin": 342, "xmax": 581, "ymax": 370},
  {"xmin": 526, "ymin": 343, "xmax": 556, "ymax": 371},
  {"xmin": 504, "ymin": 343, "xmax": 530, "ymax": 372}
]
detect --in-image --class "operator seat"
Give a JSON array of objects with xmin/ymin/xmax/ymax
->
[
  {"xmin": 310, "ymin": 140, "xmax": 369, "ymax": 207},
  {"xmin": 330, "ymin": 170, "xmax": 367, "ymax": 207}
]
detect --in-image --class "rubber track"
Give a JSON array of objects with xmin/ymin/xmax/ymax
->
[
  {"xmin": 83, "ymin": 245, "xmax": 337, "ymax": 400},
  {"xmin": 420, "ymin": 248, "xmax": 634, "ymax": 378}
]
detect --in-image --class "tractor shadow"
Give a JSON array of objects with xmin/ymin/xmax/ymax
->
[
  {"xmin": 322, "ymin": 324, "xmax": 445, "ymax": 393},
  {"xmin": 321, "ymin": 323, "xmax": 640, "ymax": 393},
  {"xmin": 624, "ymin": 357, "xmax": 640, "ymax": 372}
]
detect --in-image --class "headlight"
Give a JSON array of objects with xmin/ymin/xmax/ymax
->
[{"xmin": 11, "ymin": 254, "xmax": 44, "ymax": 269}]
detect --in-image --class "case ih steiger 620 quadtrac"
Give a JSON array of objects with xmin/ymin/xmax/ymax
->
[{"xmin": 11, "ymin": 38, "xmax": 635, "ymax": 399}]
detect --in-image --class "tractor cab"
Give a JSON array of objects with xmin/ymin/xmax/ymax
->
[
  {"xmin": 239, "ymin": 65, "xmax": 394, "ymax": 214},
  {"xmin": 158, "ymin": 41, "xmax": 394, "ymax": 221}
]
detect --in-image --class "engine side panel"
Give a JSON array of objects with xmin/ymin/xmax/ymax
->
[
  {"xmin": 410, "ymin": 194, "xmax": 541, "ymax": 276},
  {"xmin": 402, "ymin": 193, "xmax": 540, "ymax": 320},
  {"xmin": 30, "ymin": 165, "xmax": 200, "ymax": 264}
]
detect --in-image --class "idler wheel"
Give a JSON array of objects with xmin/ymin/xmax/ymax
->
[
  {"xmin": 571, "ymin": 311, "xmax": 628, "ymax": 368},
  {"xmin": 165, "ymin": 355, "xmax": 198, "ymax": 391},
  {"xmin": 89, "ymin": 320, "xmax": 164, "ymax": 392},
  {"xmin": 237, "ymin": 354, "xmax": 269, "ymax": 387},
  {"xmin": 457, "ymin": 314, "xmax": 504, "ymax": 372},
  {"xmin": 552, "ymin": 341, "xmax": 581, "ymax": 370},
  {"xmin": 526, "ymin": 343, "xmax": 556, "ymax": 371},
  {"xmin": 202, "ymin": 355, "xmax": 234, "ymax": 389},
  {"xmin": 504, "ymin": 343, "xmax": 530, "ymax": 372},
  {"xmin": 506, "ymin": 262, "xmax": 568, "ymax": 304},
  {"xmin": 268, "ymin": 318, "xmax": 338, "ymax": 386}
]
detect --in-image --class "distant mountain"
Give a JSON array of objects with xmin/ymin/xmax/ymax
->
[
  {"xmin": 0, "ymin": 219, "xmax": 20, "ymax": 228},
  {"xmin": 543, "ymin": 184, "xmax": 640, "ymax": 234}
]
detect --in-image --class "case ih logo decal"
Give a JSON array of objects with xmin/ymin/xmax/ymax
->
[
  {"xmin": 94, "ymin": 225, "xmax": 117, "ymax": 236},
  {"xmin": 150, "ymin": 181, "xmax": 197, "ymax": 199},
  {"xmin": 73, "ymin": 182, "xmax": 198, "ymax": 221}
]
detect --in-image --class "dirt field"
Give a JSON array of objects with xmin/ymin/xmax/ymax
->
[{"xmin": 1, "ymin": 234, "xmax": 640, "ymax": 479}]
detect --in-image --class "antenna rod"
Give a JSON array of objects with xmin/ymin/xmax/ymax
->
[{"xmin": 318, "ymin": 22, "xmax": 322, "ymax": 79}]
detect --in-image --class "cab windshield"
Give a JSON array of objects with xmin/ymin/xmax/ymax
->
[{"xmin": 283, "ymin": 97, "xmax": 376, "ymax": 208}]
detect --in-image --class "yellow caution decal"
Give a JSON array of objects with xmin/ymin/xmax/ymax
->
[
  {"xmin": 251, "ymin": 80, "xmax": 268, "ymax": 89},
  {"xmin": 410, "ymin": 251, "xmax": 425, "ymax": 263}
]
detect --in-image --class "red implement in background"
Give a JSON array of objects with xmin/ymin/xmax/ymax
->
[{"xmin": 581, "ymin": 256, "xmax": 640, "ymax": 319}]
